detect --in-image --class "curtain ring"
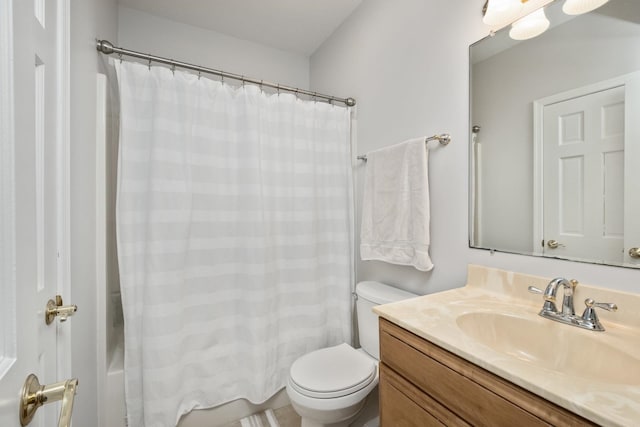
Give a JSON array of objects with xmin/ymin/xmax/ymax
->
[
  {"xmin": 260, "ymin": 80, "xmax": 264, "ymax": 92},
  {"xmin": 197, "ymin": 70, "xmax": 201, "ymax": 80},
  {"xmin": 276, "ymin": 84, "xmax": 281, "ymax": 96},
  {"xmin": 148, "ymin": 59, "xmax": 152, "ymax": 70},
  {"xmin": 313, "ymin": 92, "xmax": 318, "ymax": 103},
  {"xmin": 171, "ymin": 63, "xmax": 176, "ymax": 75},
  {"xmin": 221, "ymin": 74, "xmax": 224, "ymax": 85},
  {"xmin": 241, "ymin": 76, "xmax": 245, "ymax": 87},
  {"xmin": 118, "ymin": 53, "xmax": 123, "ymax": 64}
]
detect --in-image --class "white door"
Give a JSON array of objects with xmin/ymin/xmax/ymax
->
[
  {"xmin": 542, "ymin": 86, "xmax": 625, "ymax": 264},
  {"xmin": 0, "ymin": 0, "xmax": 74, "ymax": 426}
]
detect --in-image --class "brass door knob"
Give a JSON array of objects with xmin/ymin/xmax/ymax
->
[
  {"xmin": 20, "ymin": 373, "xmax": 78, "ymax": 427},
  {"xmin": 547, "ymin": 239, "xmax": 563, "ymax": 249},
  {"xmin": 629, "ymin": 247, "xmax": 640, "ymax": 259}
]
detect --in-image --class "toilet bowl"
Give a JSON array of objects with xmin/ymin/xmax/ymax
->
[
  {"xmin": 286, "ymin": 281, "xmax": 417, "ymax": 427},
  {"xmin": 287, "ymin": 344, "xmax": 378, "ymax": 427}
]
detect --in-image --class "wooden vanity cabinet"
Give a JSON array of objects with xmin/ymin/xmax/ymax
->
[{"xmin": 378, "ymin": 318, "xmax": 597, "ymax": 427}]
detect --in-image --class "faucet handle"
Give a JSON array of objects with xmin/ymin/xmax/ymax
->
[
  {"xmin": 581, "ymin": 298, "xmax": 618, "ymax": 331},
  {"xmin": 585, "ymin": 298, "xmax": 618, "ymax": 312},
  {"xmin": 527, "ymin": 286, "xmax": 543, "ymax": 294},
  {"xmin": 528, "ymin": 285, "xmax": 557, "ymax": 314}
]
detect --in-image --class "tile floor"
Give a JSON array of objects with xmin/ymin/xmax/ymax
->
[
  {"xmin": 272, "ymin": 406, "xmax": 302, "ymax": 427},
  {"xmin": 222, "ymin": 391, "xmax": 379, "ymax": 427},
  {"xmin": 222, "ymin": 405, "xmax": 301, "ymax": 427}
]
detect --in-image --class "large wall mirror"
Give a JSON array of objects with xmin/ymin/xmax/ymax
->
[{"xmin": 469, "ymin": 0, "xmax": 640, "ymax": 268}]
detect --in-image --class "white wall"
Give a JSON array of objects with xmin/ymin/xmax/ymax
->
[
  {"xmin": 70, "ymin": 0, "xmax": 118, "ymax": 425},
  {"xmin": 311, "ymin": 0, "xmax": 486, "ymax": 295},
  {"xmin": 118, "ymin": 6, "xmax": 310, "ymax": 90},
  {"xmin": 311, "ymin": 0, "xmax": 640, "ymax": 294}
]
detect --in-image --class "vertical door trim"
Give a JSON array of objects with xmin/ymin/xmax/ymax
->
[
  {"xmin": 0, "ymin": 0, "xmax": 17, "ymax": 378},
  {"xmin": 56, "ymin": 0, "xmax": 72, "ymax": 383}
]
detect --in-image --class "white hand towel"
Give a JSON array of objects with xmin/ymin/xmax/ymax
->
[{"xmin": 360, "ymin": 137, "xmax": 433, "ymax": 271}]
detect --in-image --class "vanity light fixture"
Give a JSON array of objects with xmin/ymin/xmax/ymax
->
[
  {"xmin": 509, "ymin": 8, "xmax": 550, "ymax": 40},
  {"xmin": 483, "ymin": 0, "xmax": 611, "ymax": 41},
  {"xmin": 483, "ymin": 0, "xmax": 527, "ymax": 27},
  {"xmin": 562, "ymin": 0, "xmax": 610, "ymax": 15}
]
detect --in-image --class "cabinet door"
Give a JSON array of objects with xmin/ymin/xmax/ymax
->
[{"xmin": 380, "ymin": 362, "xmax": 471, "ymax": 426}]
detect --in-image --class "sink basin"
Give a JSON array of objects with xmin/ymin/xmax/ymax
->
[{"xmin": 456, "ymin": 311, "xmax": 640, "ymax": 385}]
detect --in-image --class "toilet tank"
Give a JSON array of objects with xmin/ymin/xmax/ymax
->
[{"xmin": 356, "ymin": 281, "xmax": 418, "ymax": 360}]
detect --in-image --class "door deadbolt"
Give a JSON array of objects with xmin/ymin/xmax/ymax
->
[{"xmin": 45, "ymin": 295, "xmax": 77, "ymax": 325}]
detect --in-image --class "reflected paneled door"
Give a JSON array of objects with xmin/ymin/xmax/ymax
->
[{"xmin": 543, "ymin": 86, "xmax": 625, "ymax": 264}]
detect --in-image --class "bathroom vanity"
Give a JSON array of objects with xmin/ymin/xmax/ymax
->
[
  {"xmin": 379, "ymin": 318, "xmax": 593, "ymax": 426},
  {"xmin": 375, "ymin": 265, "xmax": 640, "ymax": 427}
]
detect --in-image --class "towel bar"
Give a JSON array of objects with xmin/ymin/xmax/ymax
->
[{"xmin": 357, "ymin": 133, "xmax": 450, "ymax": 162}]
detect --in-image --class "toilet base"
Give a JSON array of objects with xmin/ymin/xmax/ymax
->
[
  {"xmin": 292, "ymin": 398, "xmax": 365, "ymax": 427},
  {"xmin": 300, "ymin": 418, "xmax": 351, "ymax": 427}
]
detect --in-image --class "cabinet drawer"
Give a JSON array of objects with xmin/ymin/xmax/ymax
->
[
  {"xmin": 380, "ymin": 363, "xmax": 468, "ymax": 427},
  {"xmin": 379, "ymin": 318, "xmax": 595, "ymax": 427}
]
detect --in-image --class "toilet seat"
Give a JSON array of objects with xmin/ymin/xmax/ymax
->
[{"xmin": 289, "ymin": 343, "xmax": 377, "ymax": 399}]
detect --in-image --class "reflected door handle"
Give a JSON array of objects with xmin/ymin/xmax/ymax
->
[
  {"xmin": 547, "ymin": 239, "xmax": 564, "ymax": 249},
  {"xmin": 20, "ymin": 374, "xmax": 78, "ymax": 427},
  {"xmin": 629, "ymin": 248, "xmax": 640, "ymax": 259},
  {"xmin": 45, "ymin": 295, "xmax": 78, "ymax": 325}
]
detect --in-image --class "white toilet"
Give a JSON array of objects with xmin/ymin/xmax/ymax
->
[{"xmin": 286, "ymin": 281, "xmax": 417, "ymax": 427}]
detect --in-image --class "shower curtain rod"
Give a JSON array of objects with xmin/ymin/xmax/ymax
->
[{"xmin": 96, "ymin": 39, "xmax": 356, "ymax": 107}]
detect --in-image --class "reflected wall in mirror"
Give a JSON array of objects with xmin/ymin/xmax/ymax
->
[{"xmin": 470, "ymin": 0, "xmax": 640, "ymax": 268}]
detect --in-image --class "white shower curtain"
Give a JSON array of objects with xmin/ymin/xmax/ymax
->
[{"xmin": 115, "ymin": 61, "xmax": 353, "ymax": 427}]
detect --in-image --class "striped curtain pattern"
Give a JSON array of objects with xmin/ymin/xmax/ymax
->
[{"xmin": 115, "ymin": 61, "xmax": 354, "ymax": 427}]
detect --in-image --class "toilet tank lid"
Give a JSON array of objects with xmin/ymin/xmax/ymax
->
[{"xmin": 356, "ymin": 281, "xmax": 418, "ymax": 305}]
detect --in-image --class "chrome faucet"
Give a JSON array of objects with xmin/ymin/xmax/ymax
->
[
  {"xmin": 528, "ymin": 278, "xmax": 617, "ymax": 331},
  {"xmin": 543, "ymin": 277, "xmax": 578, "ymax": 316}
]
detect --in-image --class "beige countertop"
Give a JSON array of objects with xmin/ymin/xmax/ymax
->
[{"xmin": 373, "ymin": 264, "xmax": 640, "ymax": 427}]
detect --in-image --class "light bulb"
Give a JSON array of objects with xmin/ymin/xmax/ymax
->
[
  {"xmin": 483, "ymin": 0, "xmax": 525, "ymax": 27},
  {"xmin": 509, "ymin": 8, "xmax": 550, "ymax": 40},
  {"xmin": 562, "ymin": 0, "xmax": 610, "ymax": 15}
]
